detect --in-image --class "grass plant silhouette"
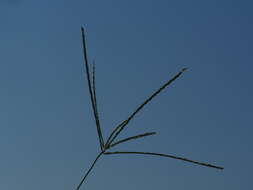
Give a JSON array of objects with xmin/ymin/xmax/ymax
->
[{"xmin": 75, "ymin": 27, "xmax": 223, "ymax": 190}]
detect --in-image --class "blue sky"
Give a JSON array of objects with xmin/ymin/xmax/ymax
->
[{"xmin": 0, "ymin": 0, "xmax": 252, "ymax": 189}]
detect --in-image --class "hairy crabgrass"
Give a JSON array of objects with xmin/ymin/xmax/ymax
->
[{"xmin": 75, "ymin": 27, "xmax": 223, "ymax": 190}]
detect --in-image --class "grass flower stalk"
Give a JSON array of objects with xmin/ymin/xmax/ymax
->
[{"xmin": 75, "ymin": 27, "xmax": 223, "ymax": 189}]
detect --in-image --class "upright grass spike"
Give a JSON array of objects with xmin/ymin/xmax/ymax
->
[
  {"xmin": 92, "ymin": 60, "xmax": 104, "ymax": 148},
  {"xmin": 81, "ymin": 27, "xmax": 104, "ymax": 151},
  {"xmin": 75, "ymin": 27, "xmax": 223, "ymax": 190},
  {"xmin": 106, "ymin": 68, "xmax": 188, "ymax": 146},
  {"xmin": 104, "ymin": 151, "xmax": 224, "ymax": 170}
]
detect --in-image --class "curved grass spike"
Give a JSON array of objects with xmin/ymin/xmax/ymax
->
[
  {"xmin": 104, "ymin": 120, "xmax": 127, "ymax": 148},
  {"xmin": 104, "ymin": 151, "xmax": 224, "ymax": 170},
  {"xmin": 75, "ymin": 27, "xmax": 223, "ymax": 190},
  {"xmin": 106, "ymin": 68, "xmax": 188, "ymax": 147},
  {"xmin": 109, "ymin": 132, "xmax": 156, "ymax": 148},
  {"xmin": 81, "ymin": 27, "xmax": 104, "ymax": 150}
]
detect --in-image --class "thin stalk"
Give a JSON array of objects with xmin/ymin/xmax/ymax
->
[
  {"xmin": 104, "ymin": 151, "xmax": 223, "ymax": 170},
  {"xmin": 76, "ymin": 152, "xmax": 104, "ymax": 190}
]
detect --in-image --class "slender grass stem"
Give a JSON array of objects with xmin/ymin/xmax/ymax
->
[{"xmin": 76, "ymin": 152, "xmax": 104, "ymax": 190}]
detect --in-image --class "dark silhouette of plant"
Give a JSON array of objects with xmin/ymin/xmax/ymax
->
[{"xmin": 75, "ymin": 27, "xmax": 223, "ymax": 190}]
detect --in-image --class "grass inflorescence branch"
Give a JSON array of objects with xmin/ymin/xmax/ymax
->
[{"xmin": 75, "ymin": 27, "xmax": 223, "ymax": 190}]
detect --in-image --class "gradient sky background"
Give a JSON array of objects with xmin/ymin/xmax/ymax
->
[{"xmin": 0, "ymin": 0, "xmax": 252, "ymax": 189}]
